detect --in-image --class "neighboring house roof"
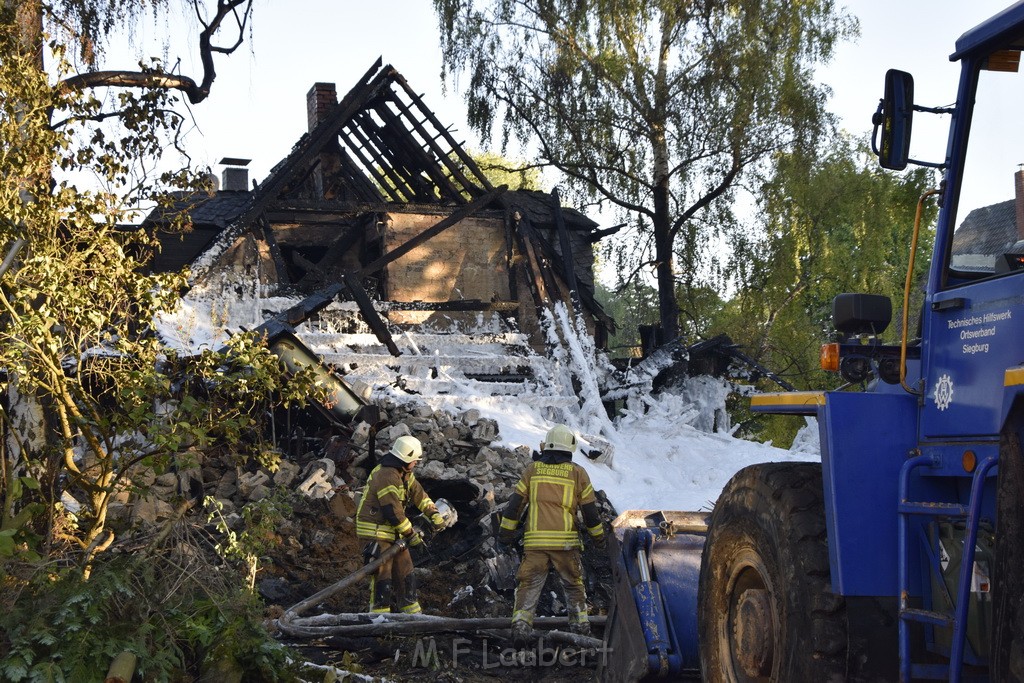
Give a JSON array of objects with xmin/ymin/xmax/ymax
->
[
  {"xmin": 143, "ymin": 190, "xmax": 251, "ymax": 273},
  {"xmin": 951, "ymin": 198, "xmax": 1019, "ymax": 262}
]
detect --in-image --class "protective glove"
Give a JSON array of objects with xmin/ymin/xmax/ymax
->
[
  {"xmin": 593, "ymin": 534, "xmax": 607, "ymax": 551},
  {"xmin": 406, "ymin": 530, "xmax": 424, "ymax": 548},
  {"xmin": 430, "ymin": 512, "xmax": 446, "ymax": 531}
]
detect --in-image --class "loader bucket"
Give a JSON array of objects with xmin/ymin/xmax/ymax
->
[{"xmin": 598, "ymin": 510, "xmax": 708, "ymax": 682}]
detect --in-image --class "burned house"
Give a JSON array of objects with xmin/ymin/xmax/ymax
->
[{"xmin": 146, "ymin": 61, "xmax": 614, "ymax": 362}]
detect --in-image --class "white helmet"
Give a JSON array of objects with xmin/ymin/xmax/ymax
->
[
  {"xmin": 390, "ymin": 435, "xmax": 423, "ymax": 464},
  {"xmin": 541, "ymin": 425, "xmax": 577, "ymax": 453}
]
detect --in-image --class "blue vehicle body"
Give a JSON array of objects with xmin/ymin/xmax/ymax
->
[
  {"xmin": 748, "ymin": 3, "xmax": 1024, "ymax": 679},
  {"xmin": 604, "ymin": 4, "xmax": 1024, "ymax": 681}
]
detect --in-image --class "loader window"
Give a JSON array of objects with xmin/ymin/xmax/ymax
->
[{"xmin": 949, "ymin": 55, "xmax": 1024, "ymax": 278}]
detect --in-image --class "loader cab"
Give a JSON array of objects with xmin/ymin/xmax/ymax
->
[{"xmin": 872, "ymin": 6, "xmax": 1024, "ymax": 440}]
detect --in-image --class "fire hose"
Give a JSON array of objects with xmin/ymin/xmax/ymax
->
[{"xmin": 277, "ymin": 519, "xmax": 604, "ymax": 648}]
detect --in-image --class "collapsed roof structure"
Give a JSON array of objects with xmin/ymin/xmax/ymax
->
[{"xmin": 147, "ymin": 60, "xmax": 615, "ymax": 361}]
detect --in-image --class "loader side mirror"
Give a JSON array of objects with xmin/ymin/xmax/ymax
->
[
  {"xmin": 872, "ymin": 69, "xmax": 914, "ymax": 170},
  {"xmin": 833, "ymin": 293, "xmax": 892, "ymax": 337}
]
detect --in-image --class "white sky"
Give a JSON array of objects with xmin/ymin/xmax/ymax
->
[{"xmin": 103, "ymin": 0, "xmax": 1020, "ymax": 201}]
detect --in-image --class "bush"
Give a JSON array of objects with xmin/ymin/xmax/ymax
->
[{"xmin": 0, "ymin": 534, "xmax": 302, "ymax": 682}]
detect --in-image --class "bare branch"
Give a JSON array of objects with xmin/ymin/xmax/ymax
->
[{"xmin": 59, "ymin": 0, "xmax": 252, "ymax": 104}]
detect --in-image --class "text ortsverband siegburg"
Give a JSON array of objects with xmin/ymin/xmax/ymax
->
[{"xmin": 947, "ymin": 309, "xmax": 1012, "ymax": 355}]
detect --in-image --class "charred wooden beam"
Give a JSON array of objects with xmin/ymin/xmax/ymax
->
[
  {"xmin": 587, "ymin": 222, "xmax": 626, "ymax": 243},
  {"xmin": 372, "ymin": 102, "xmax": 465, "ymax": 203},
  {"xmin": 513, "ymin": 211, "xmax": 552, "ymax": 310},
  {"xmin": 297, "ymin": 219, "xmax": 369, "ymax": 288},
  {"xmin": 391, "ymin": 72, "xmax": 495, "ymax": 195},
  {"xmin": 351, "ymin": 109, "xmax": 435, "ymax": 202},
  {"xmin": 385, "ymin": 90, "xmax": 483, "ymax": 199},
  {"xmin": 335, "ymin": 148, "xmax": 387, "ymax": 203},
  {"xmin": 504, "ymin": 208, "xmax": 519, "ymax": 303},
  {"xmin": 358, "ymin": 185, "xmax": 508, "ymax": 278},
  {"xmin": 379, "ymin": 299, "xmax": 519, "ymax": 312},
  {"xmin": 256, "ymin": 213, "xmax": 290, "ymax": 286},
  {"xmin": 551, "ymin": 188, "xmax": 581, "ymax": 314},
  {"xmin": 343, "ymin": 272, "xmax": 401, "ymax": 356},
  {"xmin": 339, "ymin": 119, "xmax": 412, "ymax": 202}
]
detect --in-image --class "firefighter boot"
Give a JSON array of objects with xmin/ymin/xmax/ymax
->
[
  {"xmin": 511, "ymin": 619, "xmax": 532, "ymax": 648},
  {"xmin": 399, "ymin": 574, "xmax": 422, "ymax": 614},
  {"xmin": 569, "ymin": 616, "xmax": 591, "ymax": 637},
  {"xmin": 370, "ymin": 578, "xmax": 393, "ymax": 614}
]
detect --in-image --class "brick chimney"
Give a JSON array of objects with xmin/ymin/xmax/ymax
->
[
  {"xmin": 1016, "ymin": 165, "xmax": 1024, "ymax": 239},
  {"xmin": 306, "ymin": 83, "xmax": 341, "ymax": 198},
  {"xmin": 307, "ymin": 82, "xmax": 337, "ymax": 132}
]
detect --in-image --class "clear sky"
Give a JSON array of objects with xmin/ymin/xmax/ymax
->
[{"xmin": 109, "ymin": 1, "xmax": 1020, "ymax": 211}]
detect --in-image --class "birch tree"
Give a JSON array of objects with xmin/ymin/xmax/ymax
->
[{"xmin": 433, "ymin": 0, "xmax": 855, "ymax": 340}]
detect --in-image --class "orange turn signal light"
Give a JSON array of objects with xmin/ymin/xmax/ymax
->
[
  {"xmin": 962, "ymin": 450, "xmax": 977, "ymax": 473},
  {"xmin": 820, "ymin": 343, "xmax": 840, "ymax": 372}
]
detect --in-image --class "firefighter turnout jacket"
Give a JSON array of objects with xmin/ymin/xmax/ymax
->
[
  {"xmin": 356, "ymin": 455, "xmax": 439, "ymax": 542},
  {"xmin": 498, "ymin": 450, "xmax": 604, "ymax": 549}
]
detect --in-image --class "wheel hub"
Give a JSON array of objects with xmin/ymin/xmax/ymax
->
[{"xmin": 732, "ymin": 587, "xmax": 774, "ymax": 677}]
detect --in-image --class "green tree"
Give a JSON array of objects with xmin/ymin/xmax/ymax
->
[
  {"xmin": 715, "ymin": 136, "xmax": 937, "ymax": 442},
  {"xmin": 0, "ymin": 1, "xmax": 312, "ymax": 573},
  {"xmin": 433, "ymin": 0, "xmax": 855, "ymax": 341}
]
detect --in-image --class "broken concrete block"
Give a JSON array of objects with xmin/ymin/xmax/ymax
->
[
  {"xmin": 237, "ymin": 470, "xmax": 270, "ymax": 499},
  {"xmin": 297, "ymin": 468, "xmax": 334, "ymax": 499},
  {"xmin": 468, "ymin": 463, "xmax": 490, "ymax": 478},
  {"xmin": 329, "ymin": 491, "xmax": 357, "ymax": 520},
  {"xmin": 476, "ymin": 446, "xmax": 504, "ymax": 468},
  {"xmin": 412, "ymin": 404, "xmax": 435, "ymax": 418},
  {"xmin": 407, "ymin": 419, "xmax": 435, "ymax": 433},
  {"xmin": 273, "ymin": 460, "xmax": 301, "ymax": 488},
  {"xmin": 129, "ymin": 466, "xmax": 157, "ymax": 488},
  {"xmin": 154, "ymin": 472, "xmax": 178, "ymax": 488},
  {"xmin": 351, "ymin": 421, "xmax": 371, "ymax": 446},
  {"xmin": 214, "ymin": 476, "xmax": 237, "ymax": 500},
  {"xmin": 133, "ymin": 495, "xmax": 174, "ymax": 525},
  {"xmin": 471, "ymin": 418, "xmax": 499, "ymax": 443},
  {"xmin": 460, "ymin": 409, "xmax": 481, "ymax": 426},
  {"xmin": 301, "ymin": 458, "xmax": 336, "ymax": 481},
  {"xmin": 419, "ymin": 460, "xmax": 445, "ymax": 479},
  {"xmin": 248, "ymin": 483, "xmax": 271, "ymax": 502},
  {"xmin": 381, "ymin": 423, "xmax": 411, "ymax": 442}
]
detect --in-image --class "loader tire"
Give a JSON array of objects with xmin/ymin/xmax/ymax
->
[{"xmin": 698, "ymin": 462, "xmax": 847, "ymax": 682}]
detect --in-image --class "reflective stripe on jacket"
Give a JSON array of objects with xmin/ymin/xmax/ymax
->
[
  {"xmin": 356, "ymin": 463, "xmax": 437, "ymax": 541},
  {"xmin": 499, "ymin": 455, "xmax": 602, "ymax": 550}
]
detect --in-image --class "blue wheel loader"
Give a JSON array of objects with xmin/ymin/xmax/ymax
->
[{"xmin": 601, "ymin": 3, "xmax": 1024, "ymax": 680}]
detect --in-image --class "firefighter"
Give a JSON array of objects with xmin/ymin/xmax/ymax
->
[
  {"xmin": 355, "ymin": 435, "xmax": 447, "ymax": 614},
  {"xmin": 497, "ymin": 424, "xmax": 605, "ymax": 641}
]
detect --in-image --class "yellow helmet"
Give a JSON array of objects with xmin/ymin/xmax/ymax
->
[
  {"xmin": 390, "ymin": 435, "xmax": 423, "ymax": 463},
  {"xmin": 541, "ymin": 425, "xmax": 577, "ymax": 453}
]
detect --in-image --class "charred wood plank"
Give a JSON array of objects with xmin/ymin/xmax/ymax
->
[
  {"xmin": 343, "ymin": 272, "xmax": 401, "ymax": 357},
  {"xmin": 551, "ymin": 188, "xmax": 582, "ymax": 314},
  {"xmin": 379, "ymin": 299, "xmax": 519, "ymax": 312},
  {"xmin": 391, "ymin": 73, "xmax": 495, "ymax": 196},
  {"xmin": 339, "ymin": 120, "xmax": 412, "ymax": 202},
  {"xmin": 385, "ymin": 90, "xmax": 482, "ymax": 199},
  {"xmin": 358, "ymin": 185, "xmax": 508, "ymax": 278},
  {"xmin": 504, "ymin": 208, "xmax": 519, "ymax": 304},
  {"xmin": 372, "ymin": 102, "xmax": 465, "ymax": 203},
  {"xmin": 256, "ymin": 213, "xmax": 290, "ymax": 286}
]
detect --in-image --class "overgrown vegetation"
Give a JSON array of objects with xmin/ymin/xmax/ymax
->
[
  {"xmin": 0, "ymin": 2, "xmax": 318, "ymax": 679},
  {"xmin": 0, "ymin": 523, "xmax": 302, "ymax": 682}
]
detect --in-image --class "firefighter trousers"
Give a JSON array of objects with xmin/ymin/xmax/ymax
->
[
  {"xmin": 360, "ymin": 538, "xmax": 421, "ymax": 614},
  {"xmin": 512, "ymin": 548, "xmax": 588, "ymax": 627}
]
